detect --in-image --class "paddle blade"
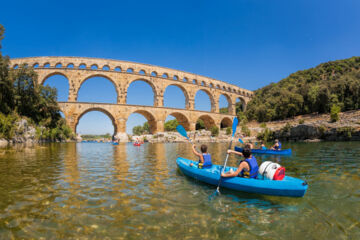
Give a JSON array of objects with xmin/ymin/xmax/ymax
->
[
  {"xmin": 231, "ymin": 117, "xmax": 239, "ymax": 137},
  {"xmin": 238, "ymin": 138, "xmax": 244, "ymax": 144},
  {"xmin": 176, "ymin": 125, "xmax": 188, "ymax": 139}
]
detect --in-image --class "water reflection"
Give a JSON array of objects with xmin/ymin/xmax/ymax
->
[{"xmin": 0, "ymin": 142, "xmax": 359, "ymax": 239}]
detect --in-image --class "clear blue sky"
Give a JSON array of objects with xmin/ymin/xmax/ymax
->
[{"xmin": 1, "ymin": 0, "xmax": 360, "ymax": 134}]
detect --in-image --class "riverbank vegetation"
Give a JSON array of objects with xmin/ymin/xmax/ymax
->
[
  {"xmin": 0, "ymin": 25, "xmax": 74, "ymax": 141},
  {"xmin": 246, "ymin": 57, "xmax": 360, "ymax": 122}
]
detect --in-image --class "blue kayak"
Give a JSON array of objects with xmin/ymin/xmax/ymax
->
[
  {"xmin": 112, "ymin": 142, "xmax": 119, "ymax": 145},
  {"xmin": 176, "ymin": 157, "xmax": 308, "ymax": 197},
  {"xmin": 235, "ymin": 146, "xmax": 292, "ymax": 155}
]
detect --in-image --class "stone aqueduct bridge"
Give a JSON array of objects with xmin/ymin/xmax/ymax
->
[{"xmin": 10, "ymin": 57, "xmax": 253, "ymax": 139}]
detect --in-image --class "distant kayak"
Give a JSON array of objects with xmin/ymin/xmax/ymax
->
[
  {"xmin": 133, "ymin": 143, "xmax": 141, "ymax": 146},
  {"xmin": 176, "ymin": 157, "xmax": 307, "ymax": 197},
  {"xmin": 235, "ymin": 146, "xmax": 292, "ymax": 155}
]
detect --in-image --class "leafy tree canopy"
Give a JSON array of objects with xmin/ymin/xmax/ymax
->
[{"xmin": 246, "ymin": 57, "xmax": 360, "ymax": 122}]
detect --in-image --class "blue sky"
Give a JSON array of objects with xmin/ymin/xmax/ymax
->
[{"xmin": 1, "ymin": 0, "xmax": 360, "ymax": 134}]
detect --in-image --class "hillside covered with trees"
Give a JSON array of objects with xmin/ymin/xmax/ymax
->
[{"xmin": 246, "ymin": 57, "xmax": 360, "ymax": 122}]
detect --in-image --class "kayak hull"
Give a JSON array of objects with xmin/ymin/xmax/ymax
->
[
  {"xmin": 176, "ymin": 157, "xmax": 307, "ymax": 197},
  {"xmin": 235, "ymin": 146, "xmax": 292, "ymax": 155}
]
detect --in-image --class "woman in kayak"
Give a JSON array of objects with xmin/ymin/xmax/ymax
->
[
  {"xmin": 271, "ymin": 139, "xmax": 282, "ymax": 150},
  {"xmin": 190, "ymin": 144, "xmax": 212, "ymax": 169},
  {"xmin": 221, "ymin": 145, "xmax": 259, "ymax": 178}
]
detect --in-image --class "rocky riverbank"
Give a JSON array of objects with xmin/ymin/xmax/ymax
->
[
  {"xmin": 124, "ymin": 110, "xmax": 360, "ymax": 144},
  {"xmin": 0, "ymin": 118, "xmax": 74, "ymax": 148},
  {"xmin": 247, "ymin": 110, "xmax": 360, "ymax": 142},
  {"xmin": 126, "ymin": 129, "xmax": 242, "ymax": 143}
]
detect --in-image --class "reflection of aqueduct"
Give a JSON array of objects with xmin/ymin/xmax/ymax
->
[{"xmin": 10, "ymin": 57, "xmax": 253, "ymax": 139}]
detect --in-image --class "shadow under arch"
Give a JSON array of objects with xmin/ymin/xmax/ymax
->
[
  {"xmin": 126, "ymin": 78, "xmax": 158, "ymax": 106},
  {"xmin": 127, "ymin": 109, "xmax": 157, "ymax": 134},
  {"xmin": 164, "ymin": 83, "xmax": 190, "ymax": 109},
  {"xmin": 220, "ymin": 116, "xmax": 232, "ymax": 129},
  {"xmin": 197, "ymin": 114, "xmax": 216, "ymax": 130},
  {"xmin": 195, "ymin": 89, "xmax": 215, "ymax": 112},
  {"xmin": 218, "ymin": 93, "xmax": 233, "ymax": 113},
  {"xmin": 75, "ymin": 108, "xmax": 117, "ymax": 135},
  {"xmin": 76, "ymin": 74, "xmax": 119, "ymax": 102},
  {"xmin": 166, "ymin": 112, "xmax": 190, "ymax": 131}
]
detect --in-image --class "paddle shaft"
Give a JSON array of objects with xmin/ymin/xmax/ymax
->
[{"xmin": 216, "ymin": 136, "xmax": 234, "ymax": 192}]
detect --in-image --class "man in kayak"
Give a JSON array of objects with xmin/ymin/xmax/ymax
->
[
  {"xmin": 221, "ymin": 145, "xmax": 259, "ymax": 178},
  {"xmin": 190, "ymin": 144, "xmax": 212, "ymax": 169},
  {"xmin": 271, "ymin": 139, "xmax": 282, "ymax": 150}
]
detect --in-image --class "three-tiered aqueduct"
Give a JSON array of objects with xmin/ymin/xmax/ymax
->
[{"xmin": 10, "ymin": 57, "xmax": 253, "ymax": 140}]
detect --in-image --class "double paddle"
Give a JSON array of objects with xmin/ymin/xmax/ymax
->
[
  {"xmin": 215, "ymin": 117, "xmax": 238, "ymax": 195},
  {"xmin": 176, "ymin": 117, "xmax": 239, "ymax": 196}
]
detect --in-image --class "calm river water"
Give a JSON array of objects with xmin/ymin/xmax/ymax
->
[{"xmin": 0, "ymin": 142, "xmax": 359, "ymax": 239}]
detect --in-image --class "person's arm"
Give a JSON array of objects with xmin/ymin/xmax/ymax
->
[
  {"xmin": 191, "ymin": 144, "xmax": 204, "ymax": 162},
  {"xmin": 221, "ymin": 161, "xmax": 248, "ymax": 177},
  {"xmin": 227, "ymin": 149, "xmax": 243, "ymax": 156}
]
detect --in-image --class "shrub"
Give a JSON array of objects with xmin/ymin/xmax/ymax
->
[
  {"xmin": 226, "ymin": 127, "xmax": 231, "ymax": 135},
  {"xmin": 210, "ymin": 126, "xmax": 219, "ymax": 136},
  {"xmin": 241, "ymin": 124, "xmax": 251, "ymax": 137},
  {"xmin": 281, "ymin": 123, "xmax": 292, "ymax": 134},
  {"xmin": 256, "ymin": 127, "xmax": 274, "ymax": 142},
  {"xmin": 260, "ymin": 122, "xmax": 267, "ymax": 128},
  {"xmin": 330, "ymin": 104, "xmax": 341, "ymax": 122},
  {"xmin": 336, "ymin": 126, "xmax": 355, "ymax": 140},
  {"xmin": 0, "ymin": 113, "xmax": 17, "ymax": 139},
  {"xmin": 317, "ymin": 125, "xmax": 327, "ymax": 138},
  {"xmin": 299, "ymin": 119, "xmax": 305, "ymax": 124}
]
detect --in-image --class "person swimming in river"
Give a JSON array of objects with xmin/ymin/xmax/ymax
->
[
  {"xmin": 221, "ymin": 145, "xmax": 259, "ymax": 178},
  {"xmin": 271, "ymin": 139, "xmax": 282, "ymax": 150},
  {"xmin": 190, "ymin": 144, "xmax": 212, "ymax": 169}
]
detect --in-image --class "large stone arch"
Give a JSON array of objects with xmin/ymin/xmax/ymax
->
[
  {"xmin": 76, "ymin": 74, "xmax": 119, "ymax": 102},
  {"xmin": 197, "ymin": 114, "xmax": 216, "ymax": 130},
  {"xmin": 75, "ymin": 107, "xmax": 117, "ymax": 135},
  {"xmin": 194, "ymin": 89, "xmax": 215, "ymax": 112},
  {"xmin": 127, "ymin": 109, "xmax": 157, "ymax": 134},
  {"xmin": 126, "ymin": 78, "xmax": 159, "ymax": 106},
  {"xmin": 220, "ymin": 116, "xmax": 232, "ymax": 129},
  {"xmin": 235, "ymin": 97, "xmax": 246, "ymax": 112},
  {"xmin": 218, "ymin": 93, "xmax": 233, "ymax": 114},
  {"xmin": 163, "ymin": 83, "xmax": 190, "ymax": 109},
  {"xmin": 166, "ymin": 112, "xmax": 190, "ymax": 131}
]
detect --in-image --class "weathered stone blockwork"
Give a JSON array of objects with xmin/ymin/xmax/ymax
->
[{"xmin": 10, "ymin": 57, "xmax": 253, "ymax": 139}]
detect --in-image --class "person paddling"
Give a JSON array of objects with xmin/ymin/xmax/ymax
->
[
  {"xmin": 221, "ymin": 145, "xmax": 259, "ymax": 178},
  {"xmin": 271, "ymin": 139, "xmax": 282, "ymax": 150},
  {"xmin": 190, "ymin": 144, "xmax": 212, "ymax": 169}
]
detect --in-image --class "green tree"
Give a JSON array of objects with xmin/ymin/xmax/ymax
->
[
  {"xmin": 0, "ymin": 25, "xmax": 14, "ymax": 114},
  {"xmin": 132, "ymin": 125, "xmax": 143, "ymax": 135},
  {"xmin": 164, "ymin": 119, "xmax": 178, "ymax": 131},
  {"xmin": 196, "ymin": 119, "xmax": 205, "ymax": 130},
  {"xmin": 246, "ymin": 57, "xmax": 360, "ymax": 122},
  {"xmin": 330, "ymin": 104, "xmax": 341, "ymax": 122},
  {"xmin": 210, "ymin": 126, "xmax": 219, "ymax": 136}
]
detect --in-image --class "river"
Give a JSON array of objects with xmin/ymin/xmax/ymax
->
[{"xmin": 0, "ymin": 142, "xmax": 359, "ymax": 239}]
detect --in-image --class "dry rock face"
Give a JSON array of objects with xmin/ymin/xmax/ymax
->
[{"xmin": 249, "ymin": 110, "xmax": 360, "ymax": 141}]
